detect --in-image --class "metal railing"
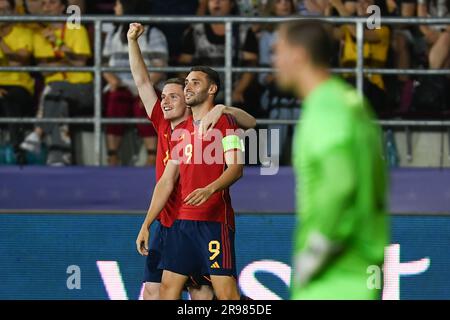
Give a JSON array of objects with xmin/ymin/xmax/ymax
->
[{"xmin": 0, "ymin": 15, "xmax": 450, "ymax": 164}]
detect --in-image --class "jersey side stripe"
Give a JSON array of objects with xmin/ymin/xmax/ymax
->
[
  {"xmin": 225, "ymin": 224, "xmax": 231, "ymax": 269},
  {"xmin": 221, "ymin": 224, "xmax": 230, "ymax": 269}
]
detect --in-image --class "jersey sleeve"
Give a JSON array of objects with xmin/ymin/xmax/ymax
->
[
  {"xmin": 149, "ymin": 99, "xmax": 165, "ymax": 132},
  {"xmin": 311, "ymin": 143, "xmax": 358, "ymax": 245},
  {"xmin": 302, "ymin": 87, "xmax": 366, "ymax": 245},
  {"xmin": 309, "ymin": 91, "xmax": 358, "ymax": 158}
]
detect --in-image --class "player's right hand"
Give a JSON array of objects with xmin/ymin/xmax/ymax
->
[
  {"xmin": 199, "ymin": 104, "xmax": 226, "ymax": 138},
  {"xmin": 127, "ymin": 23, "xmax": 145, "ymax": 41},
  {"xmin": 136, "ymin": 226, "xmax": 149, "ymax": 256}
]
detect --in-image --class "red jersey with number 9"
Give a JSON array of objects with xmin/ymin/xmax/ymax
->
[{"xmin": 170, "ymin": 114, "xmax": 241, "ymax": 229}]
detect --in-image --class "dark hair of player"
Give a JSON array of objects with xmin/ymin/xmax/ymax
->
[
  {"xmin": 164, "ymin": 77, "xmax": 185, "ymax": 89},
  {"xmin": 189, "ymin": 66, "xmax": 221, "ymax": 98}
]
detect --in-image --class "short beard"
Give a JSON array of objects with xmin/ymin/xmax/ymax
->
[{"xmin": 185, "ymin": 90, "xmax": 209, "ymax": 107}]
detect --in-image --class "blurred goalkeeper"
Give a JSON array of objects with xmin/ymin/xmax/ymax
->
[{"xmin": 273, "ymin": 20, "xmax": 389, "ymax": 300}]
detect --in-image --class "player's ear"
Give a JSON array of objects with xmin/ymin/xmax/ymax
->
[
  {"xmin": 208, "ymin": 84, "xmax": 218, "ymax": 96},
  {"xmin": 295, "ymin": 46, "xmax": 308, "ymax": 66}
]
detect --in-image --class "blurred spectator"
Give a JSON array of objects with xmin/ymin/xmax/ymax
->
[
  {"xmin": 325, "ymin": 0, "xmax": 356, "ymax": 16},
  {"xmin": 85, "ymin": 0, "xmax": 114, "ymax": 14},
  {"xmin": 20, "ymin": 0, "xmax": 45, "ymax": 34},
  {"xmin": 332, "ymin": 0, "xmax": 391, "ymax": 115},
  {"xmin": 200, "ymin": 0, "xmax": 265, "ymax": 15},
  {"xmin": 418, "ymin": 0, "xmax": 450, "ymax": 69},
  {"xmin": 198, "ymin": 0, "xmax": 209, "ymax": 15},
  {"xmin": 24, "ymin": 0, "xmax": 43, "ymax": 14},
  {"xmin": 20, "ymin": 0, "xmax": 93, "ymax": 166},
  {"xmin": 259, "ymin": 0, "xmax": 299, "ymax": 162},
  {"xmin": 18, "ymin": 0, "xmax": 80, "ymax": 14},
  {"xmin": 0, "ymin": 0, "xmax": 34, "ymax": 164},
  {"xmin": 297, "ymin": 0, "xmax": 329, "ymax": 15},
  {"xmin": 386, "ymin": 0, "xmax": 398, "ymax": 14},
  {"xmin": 323, "ymin": 0, "xmax": 356, "ymax": 67},
  {"xmin": 13, "ymin": 0, "xmax": 24, "ymax": 13},
  {"xmin": 149, "ymin": 0, "xmax": 199, "ymax": 64},
  {"xmin": 102, "ymin": 0, "xmax": 168, "ymax": 166},
  {"xmin": 235, "ymin": 1, "xmax": 266, "ymax": 42},
  {"xmin": 67, "ymin": 0, "xmax": 85, "ymax": 13},
  {"xmin": 15, "ymin": 0, "xmax": 44, "ymax": 14},
  {"xmin": 389, "ymin": 0, "xmax": 417, "ymax": 112},
  {"xmin": 21, "ymin": 0, "xmax": 45, "ymax": 127},
  {"xmin": 236, "ymin": 0, "xmax": 264, "ymax": 15},
  {"xmin": 179, "ymin": 0, "xmax": 261, "ymax": 117},
  {"xmin": 409, "ymin": 0, "xmax": 450, "ymax": 114}
]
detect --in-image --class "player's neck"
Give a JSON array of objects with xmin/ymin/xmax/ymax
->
[
  {"xmin": 170, "ymin": 109, "xmax": 190, "ymax": 129},
  {"xmin": 170, "ymin": 116, "xmax": 186, "ymax": 130},
  {"xmin": 297, "ymin": 66, "xmax": 330, "ymax": 99},
  {"xmin": 190, "ymin": 102, "xmax": 214, "ymax": 121}
]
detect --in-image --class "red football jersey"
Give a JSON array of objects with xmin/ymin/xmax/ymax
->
[
  {"xmin": 148, "ymin": 100, "xmax": 183, "ymax": 228},
  {"xmin": 170, "ymin": 114, "xmax": 241, "ymax": 229}
]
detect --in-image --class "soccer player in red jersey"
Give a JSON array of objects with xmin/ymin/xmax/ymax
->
[
  {"xmin": 128, "ymin": 23, "xmax": 254, "ymax": 300},
  {"xmin": 140, "ymin": 66, "xmax": 244, "ymax": 300}
]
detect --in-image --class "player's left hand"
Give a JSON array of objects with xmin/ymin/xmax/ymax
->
[
  {"xmin": 184, "ymin": 187, "xmax": 214, "ymax": 206},
  {"xmin": 136, "ymin": 226, "xmax": 150, "ymax": 256},
  {"xmin": 199, "ymin": 104, "xmax": 226, "ymax": 138}
]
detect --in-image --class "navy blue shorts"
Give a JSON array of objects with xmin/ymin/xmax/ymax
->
[
  {"xmin": 143, "ymin": 220, "xmax": 164, "ymax": 283},
  {"xmin": 159, "ymin": 220, "xmax": 236, "ymax": 278},
  {"xmin": 143, "ymin": 220, "xmax": 213, "ymax": 287}
]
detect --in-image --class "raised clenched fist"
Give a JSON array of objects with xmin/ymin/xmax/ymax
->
[{"xmin": 127, "ymin": 23, "xmax": 145, "ymax": 41}]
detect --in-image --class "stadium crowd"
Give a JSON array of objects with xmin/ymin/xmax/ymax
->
[{"xmin": 0, "ymin": 0, "xmax": 449, "ymax": 166}]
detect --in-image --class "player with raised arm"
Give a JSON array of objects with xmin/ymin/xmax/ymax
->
[
  {"xmin": 138, "ymin": 66, "xmax": 244, "ymax": 300},
  {"xmin": 128, "ymin": 23, "xmax": 255, "ymax": 300}
]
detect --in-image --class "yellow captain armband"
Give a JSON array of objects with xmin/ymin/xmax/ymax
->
[{"xmin": 222, "ymin": 135, "xmax": 244, "ymax": 152}]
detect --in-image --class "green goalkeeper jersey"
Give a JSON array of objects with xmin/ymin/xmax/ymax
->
[{"xmin": 291, "ymin": 76, "xmax": 389, "ymax": 300}]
